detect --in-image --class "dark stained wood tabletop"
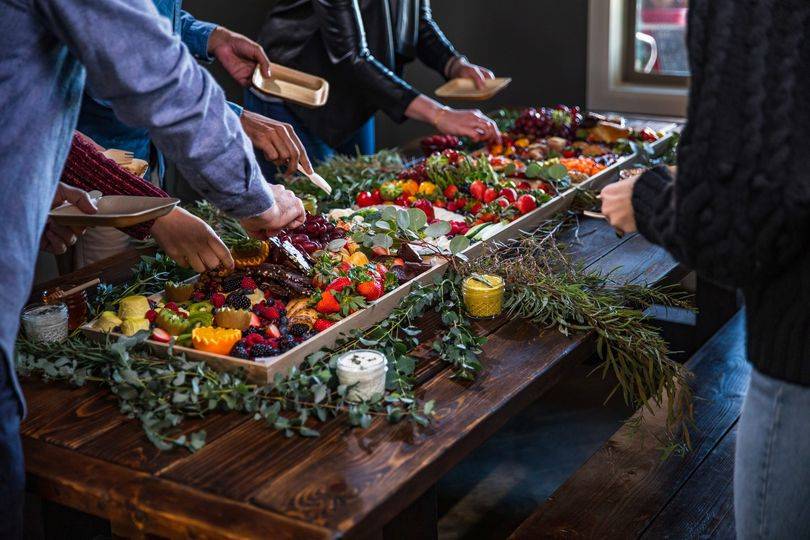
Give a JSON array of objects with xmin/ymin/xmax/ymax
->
[{"xmin": 20, "ymin": 218, "xmax": 683, "ymax": 539}]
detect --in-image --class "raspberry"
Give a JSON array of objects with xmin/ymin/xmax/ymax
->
[
  {"xmin": 145, "ymin": 309, "xmax": 158, "ymax": 323},
  {"xmin": 225, "ymin": 293, "xmax": 251, "ymax": 310},
  {"xmin": 211, "ymin": 293, "xmax": 226, "ymax": 308},
  {"xmin": 241, "ymin": 276, "xmax": 257, "ymax": 290},
  {"xmin": 245, "ymin": 333, "xmax": 265, "ymax": 346},
  {"xmin": 191, "ymin": 291, "xmax": 206, "ymax": 302},
  {"xmin": 164, "ymin": 302, "xmax": 179, "ymax": 312},
  {"xmin": 250, "ymin": 343, "xmax": 278, "ymax": 358},
  {"xmin": 263, "ymin": 289, "xmax": 272, "ymax": 299}
]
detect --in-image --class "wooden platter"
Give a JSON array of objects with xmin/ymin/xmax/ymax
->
[
  {"xmin": 49, "ymin": 196, "xmax": 179, "ymax": 228},
  {"xmin": 436, "ymin": 77, "xmax": 512, "ymax": 101},
  {"xmin": 251, "ymin": 64, "xmax": 329, "ymax": 108}
]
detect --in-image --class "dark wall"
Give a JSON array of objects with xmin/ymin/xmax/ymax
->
[{"xmin": 183, "ymin": 0, "xmax": 588, "ymax": 149}]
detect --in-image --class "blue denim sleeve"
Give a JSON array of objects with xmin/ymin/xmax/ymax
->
[
  {"xmin": 35, "ymin": 0, "xmax": 274, "ymax": 219},
  {"xmin": 227, "ymin": 101, "xmax": 244, "ymax": 117},
  {"xmin": 179, "ymin": 10, "xmax": 216, "ymax": 62}
]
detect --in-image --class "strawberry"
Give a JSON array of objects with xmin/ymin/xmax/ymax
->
[
  {"xmin": 444, "ymin": 184, "xmax": 459, "ymax": 199},
  {"xmin": 249, "ymin": 313, "xmax": 261, "ymax": 327},
  {"xmin": 483, "ymin": 187, "xmax": 498, "ymax": 204},
  {"xmin": 357, "ymin": 280, "xmax": 383, "ymax": 301},
  {"xmin": 145, "ymin": 309, "xmax": 158, "ymax": 323},
  {"xmin": 211, "ymin": 293, "xmax": 226, "ymax": 308},
  {"xmin": 516, "ymin": 194, "xmax": 538, "ymax": 214},
  {"xmin": 499, "ymin": 187, "xmax": 518, "ymax": 203},
  {"xmin": 375, "ymin": 263, "xmax": 388, "ymax": 278},
  {"xmin": 151, "ymin": 328, "xmax": 171, "ymax": 343},
  {"xmin": 469, "ymin": 180, "xmax": 486, "ymax": 201},
  {"xmin": 456, "ymin": 197, "xmax": 468, "ymax": 208},
  {"xmin": 266, "ymin": 324, "xmax": 282, "ymax": 339},
  {"xmin": 495, "ymin": 197, "xmax": 510, "ymax": 208},
  {"xmin": 326, "ymin": 277, "xmax": 352, "ymax": 293},
  {"xmin": 316, "ymin": 291, "xmax": 341, "ymax": 314},
  {"xmin": 240, "ymin": 276, "xmax": 257, "ymax": 290},
  {"xmin": 313, "ymin": 319, "xmax": 335, "ymax": 333},
  {"xmin": 517, "ymin": 181, "xmax": 532, "ymax": 190},
  {"xmin": 446, "ymin": 201, "xmax": 458, "ymax": 212},
  {"xmin": 470, "ymin": 202, "xmax": 483, "ymax": 215}
]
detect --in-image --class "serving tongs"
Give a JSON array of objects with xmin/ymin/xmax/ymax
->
[{"xmin": 297, "ymin": 163, "xmax": 332, "ymax": 195}]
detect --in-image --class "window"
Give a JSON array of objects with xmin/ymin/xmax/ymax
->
[
  {"xmin": 587, "ymin": 0, "xmax": 688, "ymax": 117},
  {"xmin": 624, "ymin": 0, "xmax": 689, "ymax": 85}
]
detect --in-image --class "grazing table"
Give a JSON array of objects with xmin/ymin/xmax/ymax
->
[{"xmin": 21, "ymin": 217, "xmax": 683, "ymax": 539}]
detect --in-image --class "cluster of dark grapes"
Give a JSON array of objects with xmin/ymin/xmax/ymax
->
[
  {"xmin": 513, "ymin": 105, "xmax": 583, "ymax": 140},
  {"xmin": 420, "ymin": 134, "xmax": 461, "ymax": 156},
  {"xmin": 397, "ymin": 162, "xmax": 429, "ymax": 183},
  {"xmin": 276, "ymin": 213, "xmax": 345, "ymax": 255}
]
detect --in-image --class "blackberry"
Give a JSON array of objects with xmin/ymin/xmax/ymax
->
[
  {"xmin": 230, "ymin": 342, "xmax": 250, "ymax": 359},
  {"xmin": 243, "ymin": 326, "xmax": 264, "ymax": 337},
  {"xmin": 279, "ymin": 315, "xmax": 289, "ymax": 326},
  {"xmin": 222, "ymin": 274, "xmax": 243, "ymax": 293},
  {"xmin": 289, "ymin": 323, "xmax": 308, "ymax": 337},
  {"xmin": 250, "ymin": 343, "xmax": 278, "ymax": 358},
  {"xmin": 225, "ymin": 293, "xmax": 251, "ymax": 310}
]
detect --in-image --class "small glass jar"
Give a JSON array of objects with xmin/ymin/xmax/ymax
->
[
  {"xmin": 462, "ymin": 274, "xmax": 505, "ymax": 319},
  {"xmin": 21, "ymin": 302, "xmax": 69, "ymax": 343},
  {"xmin": 42, "ymin": 288, "xmax": 89, "ymax": 331},
  {"xmin": 336, "ymin": 349, "xmax": 388, "ymax": 402}
]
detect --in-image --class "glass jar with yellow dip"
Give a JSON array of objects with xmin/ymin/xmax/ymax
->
[{"xmin": 462, "ymin": 274, "xmax": 505, "ymax": 319}]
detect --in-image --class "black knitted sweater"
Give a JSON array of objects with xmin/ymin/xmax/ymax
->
[{"xmin": 632, "ymin": 0, "xmax": 810, "ymax": 385}]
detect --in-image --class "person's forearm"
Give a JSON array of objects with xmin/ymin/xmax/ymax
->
[
  {"xmin": 404, "ymin": 95, "xmax": 445, "ymax": 126},
  {"xmin": 36, "ymin": 0, "xmax": 274, "ymax": 220}
]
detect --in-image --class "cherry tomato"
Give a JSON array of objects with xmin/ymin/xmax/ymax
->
[{"xmin": 355, "ymin": 191, "xmax": 376, "ymax": 208}]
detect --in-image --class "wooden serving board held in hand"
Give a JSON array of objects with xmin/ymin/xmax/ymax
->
[
  {"xmin": 435, "ymin": 77, "xmax": 512, "ymax": 101},
  {"xmin": 49, "ymin": 195, "xmax": 179, "ymax": 228},
  {"xmin": 251, "ymin": 64, "xmax": 329, "ymax": 108}
]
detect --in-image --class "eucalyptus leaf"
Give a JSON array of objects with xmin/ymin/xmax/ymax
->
[
  {"xmin": 407, "ymin": 208, "xmax": 427, "ymax": 230},
  {"xmin": 424, "ymin": 221, "xmax": 451, "ymax": 238},
  {"xmin": 449, "ymin": 235, "xmax": 470, "ymax": 254},
  {"xmin": 372, "ymin": 233, "xmax": 393, "ymax": 250},
  {"xmin": 396, "ymin": 210, "xmax": 411, "ymax": 230}
]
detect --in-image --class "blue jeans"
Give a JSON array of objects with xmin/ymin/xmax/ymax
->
[
  {"xmin": 0, "ymin": 356, "xmax": 24, "ymax": 539},
  {"xmin": 735, "ymin": 368, "xmax": 810, "ymax": 539},
  {"xmin": 243, "ymin": 91, "xmax": 375, "ymax": 182}
]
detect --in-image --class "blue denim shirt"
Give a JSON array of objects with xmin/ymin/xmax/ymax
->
[
  {"xmin": 76, "ymin": 0, "xmax": 244, "ymax": 179},
  {"xmin": 0, "ymin": 0, "xmax": 274, "ymax": 410}
]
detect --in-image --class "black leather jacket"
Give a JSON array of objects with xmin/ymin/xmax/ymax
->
[{"xmin": 257, "ymin": 0, "xmax": 460, "ymax": 147}]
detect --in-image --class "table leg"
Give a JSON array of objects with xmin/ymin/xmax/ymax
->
[{"xmin": 382, "ymin": 485, "xmax": 438, "ymax": 540}]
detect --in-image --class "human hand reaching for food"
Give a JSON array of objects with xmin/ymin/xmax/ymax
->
[
  {"xmin": 41, "ymin": 183, "xmax": 98, "ymax": 254},
  {"xmin": 599, "ymin": 175, "xmax": 640, "ymax": 235},
  {"xmin": 239, "ymin": 184, "xmax": 306, "ymax": 239},
  {"xmin": 447, "ymin": 57, "xmax": 495, "ymax": 90},
  {"xmin": 150, "ymin": 207, "xmax": 234, "ymax": 273},
  {"xmin": 240, "ymin": 110, "xmax": 313, "ymax": 175},
  {"xmin": 405, "ymin": 95, "xmax": 500, "ymax": 143}
]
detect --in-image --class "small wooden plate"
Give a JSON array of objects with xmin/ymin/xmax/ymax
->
[
  {"xmin": 49, "ymin": 196, "xmax": 179, "ymax": 228},
  {"xmin": 251, "ymin": 64, "xmax": 330, "ymax": 108},
  {"xmin": 435, "ymin": 77, "xmax": 512, "ymax": 101}
]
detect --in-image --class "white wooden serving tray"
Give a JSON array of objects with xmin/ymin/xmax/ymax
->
[{"xmin": 82, "ymin": 129, "xmax": 677, "ymax": 383}]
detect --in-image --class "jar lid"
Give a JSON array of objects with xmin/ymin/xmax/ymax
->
[
  {"xmin": 336, "ymin": 349, "xmax": 387, "ymax": 373},
  {"xmin": 463, "ymin": 274, "xmax": 504, "ymax": 291}
]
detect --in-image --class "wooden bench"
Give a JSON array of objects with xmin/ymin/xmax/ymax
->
[{"xmin": 511, "ymin": 309, "xmax": 749, "ymax": 539}]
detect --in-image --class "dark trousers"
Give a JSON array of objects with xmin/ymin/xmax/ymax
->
[{"xmin": 0, "ymin": 356, "xmax": 24, "ymax": 539}]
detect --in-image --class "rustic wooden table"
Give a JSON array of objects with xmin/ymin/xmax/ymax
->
[{"xmin": 21, "ymin": 218, "xmax": 683, "ymax": 539}]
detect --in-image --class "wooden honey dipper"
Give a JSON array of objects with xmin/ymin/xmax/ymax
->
[{"xmin": 42, "ymin": 278, "xmax": 100, "ymax": 304}]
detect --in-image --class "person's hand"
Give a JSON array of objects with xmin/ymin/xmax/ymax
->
[
  {"xmin": 240, "ymin": 110, "xmax": 313, "ymax": 175},
  {"xmin": 448, "ymin": 57, "xmax": 495, "ymax": 90},
  {"xmin": 208, "ymin": 26, "xmax": 271, "ymax": 86},
  {"xmin": 435, "ymin": 108, "xmax": 500, "ymax": 142},
  {"xmin": 150, "ymin": 207, "xmax": 234, "ymax": 273},
  {"xmin": 239, "ymin": 184, "xmax": 306, "ymax": 239},
  {"xmin": 41, "ymin": 183, "xmax": 98, "ymax": 254},
  {"xmin": 599, "ymin": 175, "xmax": 640, "ymax": 235}
]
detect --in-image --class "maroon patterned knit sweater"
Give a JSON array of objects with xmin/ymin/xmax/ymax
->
[{"xmin": 60, "ymin": 133, "xmax": 170, "ymax": 239}]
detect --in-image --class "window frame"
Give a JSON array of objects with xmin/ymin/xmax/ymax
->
[{"xmin": 587, "ymin": 0, "xmax": 688, "ymax": 118}]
